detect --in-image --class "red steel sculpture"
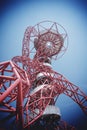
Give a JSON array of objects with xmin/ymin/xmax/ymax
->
[{"xmin": 0, "ymin": 21, "xmax": 87, "ymax": 130}]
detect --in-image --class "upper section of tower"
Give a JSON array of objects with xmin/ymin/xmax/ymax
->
[{"xmin": 22, "ymin": 21, "xmax": 68, "ymax": 60}]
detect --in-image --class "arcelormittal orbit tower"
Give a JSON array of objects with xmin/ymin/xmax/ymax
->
[{"xmin": 0, "ymin": 21, "xmax": 87, "ymax": 130}]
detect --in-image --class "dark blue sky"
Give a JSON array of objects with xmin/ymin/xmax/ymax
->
[{"xmin": 0, "ymin": 0, "xmax": 87, "ymax": 130}]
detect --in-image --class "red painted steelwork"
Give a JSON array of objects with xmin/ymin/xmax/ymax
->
[{"xmin": 0, "ymin": 21, "xmax": 87, "ymax": 130}]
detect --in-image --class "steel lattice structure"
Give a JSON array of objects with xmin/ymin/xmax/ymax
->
[{"xmin": 0, "ymin": 21, "xmax": 87, "ymax": 130}]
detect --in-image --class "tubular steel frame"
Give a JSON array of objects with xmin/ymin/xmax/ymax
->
[{"xmin": 0, "ymin": 21, "xmax": 87, "ymax": 130}]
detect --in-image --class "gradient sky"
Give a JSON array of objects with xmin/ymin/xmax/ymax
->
[{"xmin": 0, "ymin": 0, "xmax": 87, "ymax": 130}]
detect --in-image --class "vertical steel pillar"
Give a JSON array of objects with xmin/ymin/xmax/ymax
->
[{"xmin": 16, "ymin": 80, "xmax": 24, "ymax": 130}]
